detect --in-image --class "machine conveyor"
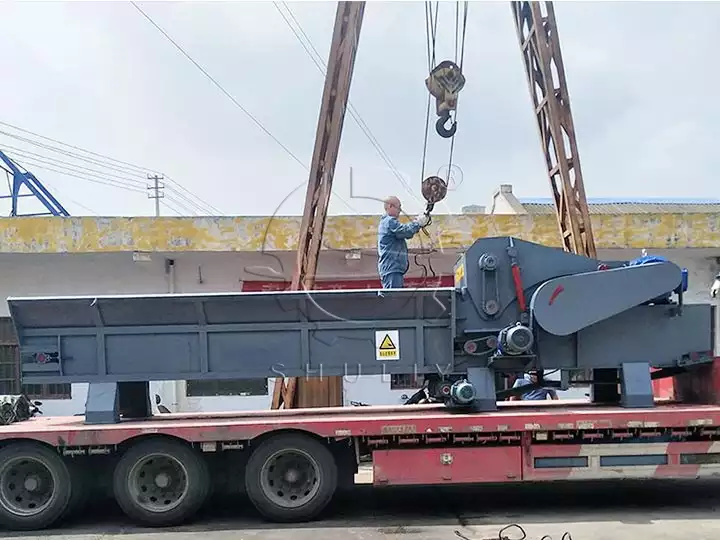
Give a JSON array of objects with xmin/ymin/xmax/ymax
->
[{"xmin": 9, "ymin": 287, "xmax": 454, "ymax": 383}]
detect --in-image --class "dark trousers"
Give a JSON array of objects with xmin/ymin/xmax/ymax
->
[{"xmin": 380, "ymin": 272, "xmax": 404, "ymax": 289}]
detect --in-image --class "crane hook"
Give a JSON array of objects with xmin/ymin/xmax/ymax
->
[{"xmin": 436, "ymin": 112, "xmax": 457, "ymax": 139}]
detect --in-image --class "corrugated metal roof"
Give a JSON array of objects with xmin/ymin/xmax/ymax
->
[{"xmin": 519, "ymin": 199, "xmax": 720, "ymax": 214}]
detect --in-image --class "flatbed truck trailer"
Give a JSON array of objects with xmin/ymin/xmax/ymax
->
[
  {"xmin": 3, "ymin": 236, "xmax": 718, "ymax": 530},
  {"xmin": 2, "ymin": 397, "xmax": 720, "ymax": 531}
]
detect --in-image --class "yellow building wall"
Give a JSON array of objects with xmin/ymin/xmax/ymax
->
[{"xmin": 0, "ymin": 213, "xmax": 718, "ymax": 253}]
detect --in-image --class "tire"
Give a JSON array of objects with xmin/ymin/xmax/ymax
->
[
  {"xmin": 64, "ymin": 460, "xmax": 90, "ymax": 520},
  {"xmin": 112, "ymin": 438, "xmax": 210, "ymax": 527},
  {"xmin": 244, "ymin": 433, "xmax": 337, "ymax": 523},
  {"xmin": 0, "ymin": 442, "xmax": 73, "ymax": 531}
]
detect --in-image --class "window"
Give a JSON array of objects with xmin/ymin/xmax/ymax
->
[
  {"xmin": 186, "ymin": 379, "xmax": 268, "ymax": 397},
  {"xmin": 0, "ymin": 334, "xmax": 19, "ymax": 395},
  {"xmin": 21, "ymin": 383, "xmax": 72, "ymax": 400},
  {"xmin": 0, "ymin": 318, "xmax": 71, "ymax": 399},
  {"xmin": 390, "ymin": 374, "xmax": 424, "ymax": 390}
]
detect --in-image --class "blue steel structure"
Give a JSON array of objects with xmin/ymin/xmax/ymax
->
[
  {"xmin": 7, "ymin": 237, "xmax": 716, "ymax": 424},
  {"xmin": 0, "ymin": 150, "xmax": 70, "ymax": 217}
]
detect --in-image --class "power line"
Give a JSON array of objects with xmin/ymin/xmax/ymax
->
[
  {"xmin": 131, "ymin": 2, "xmax": 305, "ymax": 168},
  {"xmin": 1, "ymin": 144, "xmax": 147, "ymax": 187},
  {"xmin": 36, "ymin": 179, "xmax": 98, "ymax": 216},
  {"xmin": 131, "ymin": 1, "xmax": 357, "ymax": 214},
  {"xmin": 8, "ymin": 157, "xmax": 148, "ymax": 194},
  {"xmin": 5, "ymin": 152, "xmax": 144, "ymax": 191},
  {"xmin": 0, "ymin": 131, "xmax": 216, "ymax": 215},
  {"xmin": 160, "ymin": 177, "xmax": 215, "ymax": 214},
  {"xmin": 7, "ymin": 153, "xmax": 206, "ymax": 216},
  {"xmin": 0, "ymin": 120, "xmax": 157, "ymax": 175},
  {"xmin": 0, "ymin": 124, "xmax": 222, "ymax": 215},
  {"xmin": 0, "ymin": 129, "xmax": 149, "ymax": 179},
  {"xmin": 162, "ymin": 198, "xmax": 188, "ymax": 216},
  {"xmin": 273, "ymin": 1, "xmax": 421, "ymax": 205}
]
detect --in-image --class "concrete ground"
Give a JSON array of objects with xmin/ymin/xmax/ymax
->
[{"xmin": 8, "ymin": 467, "xmax": 720, "ymax": 540}]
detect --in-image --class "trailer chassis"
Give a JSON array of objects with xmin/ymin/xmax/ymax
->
[{"xmin": 0, "ymin": 399, "xmax": 720, "ymax": 531}]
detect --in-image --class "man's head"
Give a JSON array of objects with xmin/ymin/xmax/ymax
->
[
  {"xmin": 383, "ymin": 196, "xmax": 402, "ymax": 218},
  {"xmin": 528, "ymin": 369, "xmax": 543, "ymax": 384}
]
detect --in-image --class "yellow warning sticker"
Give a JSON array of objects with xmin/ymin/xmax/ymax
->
[
  {"xmin": 375, "ymin": 330, "xmax": 400, "ymax": 361},
  {"xmin": 454, "ymin": 261, "xmax": 465, "ymax": 286},
  {"xmin": 379, "ymin": 334, "xmax": 396, "ymax": 350}
]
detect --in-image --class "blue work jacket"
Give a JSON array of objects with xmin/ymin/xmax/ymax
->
[
  {"xmin": 512, "ymin": 374, "xmax": 554, "ymax": 401},
  {"xmin": 377, "ymin": 214, "xmax": 422, "ymax": 277}
]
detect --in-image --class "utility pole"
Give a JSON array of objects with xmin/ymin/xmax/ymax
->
[{"xmin": 147, "ymin": 174, "xmax": 165, "ymax": 217}]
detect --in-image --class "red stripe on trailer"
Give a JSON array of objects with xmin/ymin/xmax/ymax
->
[
  {"xmin": 658, "ymin": 440, "xmax": 720, "ymax": 478},
  {"xmin": 523, "ymin": 440, "xmax": 720, "ymax": 482},
  {"xmin": 372, "ymin": 446, "xmax": 522, "ymax": 486}
]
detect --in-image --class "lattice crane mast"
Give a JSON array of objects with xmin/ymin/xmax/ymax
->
[
  {"xmin": 511, "ymin": 1, "xmax": 595, "ymax": 258},
  {"xmin": 272, "ymin": 0, "xmax": 596, "ymax": 409}
]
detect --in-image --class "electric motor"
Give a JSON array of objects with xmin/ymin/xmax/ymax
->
[
  {"xmin": 449, "ymin": 379, "xmax": 476, "ymax": 405},
  {"xmin": 498, "ymin": 323, "xmax": 534, "ymax": 355}
]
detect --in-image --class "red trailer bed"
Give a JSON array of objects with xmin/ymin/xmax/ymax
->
[
  {"xmin": 2, "ymin": 400, "xmax": 720, "ymax": 446},
  {"xmin": 1, "ymin": 399, "xmax": 720, "ymax": 532}
]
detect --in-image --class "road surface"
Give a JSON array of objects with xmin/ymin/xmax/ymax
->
[{"xmin": 6, "ymin": 475, "xmax": 720, "ymax": 540}]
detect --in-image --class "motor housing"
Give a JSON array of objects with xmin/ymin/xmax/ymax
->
[
  {"xmin": 498, "ymin": 323, "xmax": 534, "ymax": 355},
  {"xmin": 448, "ymin": 379, "xmax": 476, "ymax": 406}
]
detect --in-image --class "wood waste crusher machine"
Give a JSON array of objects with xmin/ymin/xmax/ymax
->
[{"xmin": 7, "ymin": 236, "xmax": 716, "ymax": 424}]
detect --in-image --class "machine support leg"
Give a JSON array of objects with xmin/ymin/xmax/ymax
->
[
  {"xmin": 118, "ymin": 381, "xmax": 152, "ymax": 419},
  {"xmin": 85, "ymin": 381, "xmax": 152, "ymax": 425},
  {"xmin": 620, "ymin": 362, "xmax": 654, "ymax": 409},
  {"xmin": 466, "ymin": 367, "xmax": 498, "ymax": 412},
  {"xmin": 590, "ymin": 368, "xmax": 620, "ymax": 405},
  {"xmin": 85, "ymin": 382, "xmax": 121, "ymax": 424}
]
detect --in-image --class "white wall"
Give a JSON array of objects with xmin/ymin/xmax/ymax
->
[{"xmin": 2, "ymin": 247, "xmax": 718, "ymax": 415}]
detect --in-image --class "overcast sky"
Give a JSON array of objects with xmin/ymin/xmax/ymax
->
[{"xmin": 0, "ymin": 0, "xmax": 718, "ymax": 218}]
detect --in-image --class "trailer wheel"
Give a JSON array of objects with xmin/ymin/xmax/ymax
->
[
  {"xmin": 245, "ymin": 433, "xmax": 337, "ymax": 522},
  {"xmin": 0, "ymin": 442, "xmax": 73, "ymax": 531},
  {"xmin": 113, "ymin": 439, "xmax": 210, "ymax": 527},
  {"xmin": 65, "ymin": 460, "xmax": 90, "ymax": 519}
]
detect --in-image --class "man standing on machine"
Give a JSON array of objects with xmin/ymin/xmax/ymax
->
[{"xmin": 377, "ymin": 196, "xmax": 429, "ymax": 289}]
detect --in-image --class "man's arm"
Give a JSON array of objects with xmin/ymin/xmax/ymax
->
[
  {"xmin": 387, "ymin": 216, "xmax": 423, "ymax": 239},
  {"xmin": 548, "ymin": 388, "xmax": 559, "ymax": 400}
]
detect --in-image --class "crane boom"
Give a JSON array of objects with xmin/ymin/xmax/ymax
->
[
  {"xmin": 511, "ymin": 1, "xmax": 596, "ymax": 258},
  {"xmin": 271, "ymin": 1, "xmax": 365, "ymax": 409}
]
